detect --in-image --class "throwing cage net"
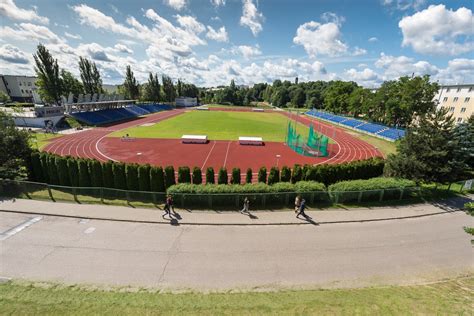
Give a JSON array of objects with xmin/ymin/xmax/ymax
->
[{"xmin": 286, "ymin": 121, "xmax": 328, "ymax": 157}]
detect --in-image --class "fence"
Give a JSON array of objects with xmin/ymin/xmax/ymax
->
[{"xmin": 0, "ymin": 179, "xmax": 437, "ymax": 210}]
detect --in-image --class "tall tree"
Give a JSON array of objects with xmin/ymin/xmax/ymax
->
[
  {"xmin": 123, "ymin": 65, "xmax": 139, "ymax": 100},
  {"xmin": 144, "ymin": 73, "xmax": 161, "ymax": 102},
  {"xmin": 60, "ymin": 70, "xmax": 83, "ymax": 98},
  {"xmin": 176, "ymin": 79, "xmax": 183, "ymax": 97},
  {"xmin": 78, "ymin": 57, "xmax": 102, "ymax": 95},
  {"xmin": 162, "ymin": 75, "xmax": 176, "ymax": 102},
  {"xmin": 33, "ymin": 44, "xmax": 63, "ymax": 105}
]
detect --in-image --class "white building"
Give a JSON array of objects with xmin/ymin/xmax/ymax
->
[
  {"xmin": 434, "ymin": 84, "xmax": 473, "ymax": 124},
  {"xmin": 175, "ymin": 97, "xmax": 197, "ymax": 107},
  {"xmin": 0, "ymin": 75, "xmax": 39, "ymax": 103}
]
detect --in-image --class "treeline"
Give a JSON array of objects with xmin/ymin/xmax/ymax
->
[
  {"xmin": 199, "ymin": 75, "xmax": 439, "ymax": 128},
  {"xmin": 27, "ymin": 151, "xmax": 384, "ymax": 191},
  {"xmin": 33, "ymin": 44, "xmax": 198, "ymax": 105}
]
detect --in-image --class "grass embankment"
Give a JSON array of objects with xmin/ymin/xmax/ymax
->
[
  {"xmin": 0, "ymin": 278, "xmax": 472, "ymax": 315},
  {"xmin": 110, "ymin": 111, "xmax": 313, "ymax": 142},
  {"xmin": 29, "ymin": 133, "xmax": 62, "ymax": 150}
]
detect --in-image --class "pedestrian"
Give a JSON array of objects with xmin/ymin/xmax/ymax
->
[
  {"xmin": 162, "ymin": 195, "xmax": 171, "ymax": 218},
  {"xmin": 240, "ymin": 197, "xmax": 250, "ymax": 213},
  {"xmin": 294, "ymin": 195, "xmax": 301, "ymax": 215},
  {"xmin": 296, "ymin": 198, "xmax": 308, "ymax": 218},
  {"xmin": 167, "ymin": 194, "xmax": 175, "ymax": 213}
]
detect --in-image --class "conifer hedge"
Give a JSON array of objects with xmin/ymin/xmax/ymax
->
[
  {"xmin": 192, "ymin": 167, "xmax": 202, "ymax": 185},
  {"xmin": 280, "ymin": 166, "xmax": 291, "ymax": 182},
  {"xmin": 178, "ymin": 166, "xmax": 191, "ymax": 183},
  {"xmin": 231, "ymin": 168, "xmax": 241, "ymax": 184},
  {"xmin": 89, "ymin": 159, "xmax": 103, "ymax": 187},
  {"xmin": 113, "ymin": 162, "xmax": 126, "ymax": 190},
  {"xmin": 150, "ymin": 166, "xmax": 165, "ymax": 192},
  {"xmin": 268, "ymin": 167, "xmax": 280, "ymax": 185},
  {"xmin": 102, "ymin": 161, "xmax": 114, "ymax": 188},
  {"xmin": 246, "ymin": 168, "xmax": 252, "ymax": 184},
  {"xmin": 206, "ymin": 167, "xmax": 215, "ymax": 184},
  {"xmin": 138, "ymin": 164, "xmax": 151, "ymax": 191},
  {"xmin": 258, "ymin": 167, "xmax": 267, "ymax": 183},
  {"xmin": 164, "ymin": 166, "xmax": 175, "ymax": 188},
  {"xmin": 125, "ymin": 163, "xmax": 139, "ymax": 191},
  {"xmin": 218, "ymin": 167, "xmax": 228, "ymax": 184}
]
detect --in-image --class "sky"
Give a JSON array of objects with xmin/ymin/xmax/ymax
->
[{"xmin": 0, "ymin": 0, "xmax": 473, "ymax": 87}]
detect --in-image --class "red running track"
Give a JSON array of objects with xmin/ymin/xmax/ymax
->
[{"xmin": 44, "ymin": 108, "xmax": 383, "ymax": 172}]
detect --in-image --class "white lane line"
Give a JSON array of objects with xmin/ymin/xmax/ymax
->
[
  {"xmin": 201, "ymin": 141, "xmax": 217, "ymax": 170},
  {"xmin": 223, "ymin": 141, "xmax": 232, "ymax": 167},
  {"xmin": 0, "ymin": 216, "xmax": 43, "ymax": 241},
  {"xmin": 84, "ymin": 227, "xmax": 96, "ymax": 234}
]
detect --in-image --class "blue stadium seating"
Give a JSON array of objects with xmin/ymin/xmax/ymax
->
[
  {"xmin": 306, "ymin": 110, "xmax": 405, "ymax": 141},
  {"xmin": 70, "ymin": 103, "xmax": 172, "ymax": 125}
]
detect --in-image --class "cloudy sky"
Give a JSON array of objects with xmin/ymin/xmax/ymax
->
[{"xmin": 0, "ymin": 0, "xmax": 473, "ymax": 87}]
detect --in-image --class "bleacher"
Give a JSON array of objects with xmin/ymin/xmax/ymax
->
[
  {"xmin": 306, "ymin": 110, "xmax": 406, "ymax": 141},
  {"xmin": 70, "ymin": 104, "xmax": 172, "ymax": 126}
]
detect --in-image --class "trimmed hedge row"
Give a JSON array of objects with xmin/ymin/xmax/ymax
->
[{"xmin": 167, "ymin": 181, "xmax": 326, "ymax": 194}]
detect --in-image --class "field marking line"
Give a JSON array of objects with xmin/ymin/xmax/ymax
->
[
  {"xmin": 223, "ymin": 141, "xmax": 232, "ymax": 167},
  {"xmin": 201, "ymin": 141, "xmax": 217, "ymax": 170},
  {"xmin": 0, "ymin": 216, "xmax": 43, "ymax": 241}
]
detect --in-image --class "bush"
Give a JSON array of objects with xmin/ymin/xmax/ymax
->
[
  {"xmin": 30, "ymin": 151, "xmax": 43, "ymax": 182},
  {"xmin": 246, "ymin": 168, "xmax": 252, "ymax": 184},
  {"xmin": 258, "ymin": 167, "xmax": 267, "ymax": 183},
  {"xmin": 126, "ymin": 163, "xmax": 139, "ymax": 191},
  {"xmin": 192, "ymin": 167, "xmax": 202, "ymax": 185},
  {"xmin": 47, "ymin": 154, "xmax": 59, "ymax": 185},
  {"xmin": 78, "ymin": 159, "xmax": 91, "ymax": 187},
  {"xmin": 102, "ymin": 161, "xmax": 114, "ymax": 188},
  {"xmin": 150, "ymin": 166, "xmax": 165, "ymax": 192},
  {"xmin": 112, "ymin": 162, "xmax": 126, "ymax": 190},
  {"xmin": 206, "ymin": 167, "xmax": 215, "ymax": 184},
  {"xmin": 89, "ymin": 159, "xmax": 103, "ymax": 187},
  {"xmin": 164, "ymin": 166, "xmax": 175, "ymax": 188},
  {"xmin": 268, "ymin": 167, "xmax": 280, "ymax": 185},
  {"xmin": 67, "ymin": 157, "xmax": 79, "ymax": 187},
  {"xmin": 218, "ymin": 167, "xmax": 228, "ymax": 184},
  {"xmin": 291, "ymin": 164, "xmax": 302, "ymax": 183},
  {"xmin": 138, "ymin": 164, "xmax": 151, "ymax": 191},
  {"xmin": 39, "ymin": 152, "xmax": 49, "ymax": 183},
  {"xmin": 56, "ymin": 156, "xmax": 70, "ymax": 186},
  {"xmin": 302, "ymin": 164, "xmax": 310, "ymax": 181},
  {"xmin": 464, "ymin": 202, "xmax": 474, "ymax": 216},
  {"xmin": 231, "ymin": 168, "xmax": 241, "ymax": 184},
  {"xmin": 178, "ymin": 166, "xmax": 191, "ymax": 183},
  {"xmin": 280, "ymin": 166, "xmax": 291, "ymax": 182}
]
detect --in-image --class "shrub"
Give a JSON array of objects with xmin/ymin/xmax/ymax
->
[
  {"xmin": 47, "ymin": 154, "xmax": 59, "ymax": 185},
  {"xmin": 150, "ymin": 166, "xmax": 165, "ymax": 192},
  {"xmin": 56, "ymin": 156, "xmax": 70, "ymax": 186},
  {"xmin": 294, "ymin": 181, "xmax": 326, "ymax": 192},
  {"xmin": 102, "ymin": 160, "xmax": 114, "ymax": 188},
  {"xmin": 268, "ymin": 167, "xmax": 280, "ymax": 185},
  {"xmin": 78, "ymin": 159, "xmax": 91, "ymax": 187},
  {"xmin": 89, "ymin": 159, "xmax": 103, "ymax": 187},
  {"xmin": 301, "ymin": 164, "xmax": 310, "ymax": 181},
  {"xmin": 39, "ymin": 152, "xmax": 49, "ymax": 183},
  {"xmin": 112, "ymin": 162, "xmax": 127, "ymax": 190},
  {"xmin": 280, "ymin": 166, "xmax": 291, "ymax": 182},
  {"xmin": 231, "ymin": 168, "xmax": 241, "ymax": 184},
  {"xmin": 258, "ymin": 167, "xmax": 267, "ymax": 183},
  {"xmin": 164, "ymin": 166, "xmax": 175, "ymax": 188},
  {"xmin": 246, "ymin": 168, "xmax": 252, "ymax": 184},
  {"xmin": 30, "ymin": 151, "xmax": 43, "ymax": 182},
  {"xmin": 138, "ymin": 164, "xmax": 151, "ymax": 191},
  {"xmin": 192, "ymin": 167, "xmax": 202, "ymax": 185},
  {"xmin": 206, "ymin": 167, "xmax": 215, "ymax": 184},
  {"xmin": 218, "ymin": 167, "xmax": 228, "ymax": 184},
  {"xmin": 126, "ymin": 163, "xmax": 139, "ymax": 191},
  {"xmin": 465, "ymin": 202, "xmax": 474, "ymax": 216},
  {"xmin": 67, "ymin": 157, "xmax": 79, "ymax": 187},
  {"xmin": 178, "ymin": 166, "xmax": 191, "ymax": 183},
  {"xmin": 291, "ymin": 164, "xmax": 302, "ymax": 183}
]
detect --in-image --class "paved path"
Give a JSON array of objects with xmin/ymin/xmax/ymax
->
[{"xmin": 0, "ymin": 197, "xmax": 473, "ymax": 290}]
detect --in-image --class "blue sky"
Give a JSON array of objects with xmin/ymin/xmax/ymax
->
[{"xmin": 0, "ymin": 0, "xmax": 472, "ymax": 87}]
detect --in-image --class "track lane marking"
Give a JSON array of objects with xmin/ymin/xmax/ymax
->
[
  {"xmin": 0, "ymin": 216, "xmax": 43, "ymax": 241},
  {"xmin": 201, "ymin": 141, "xmax": 217, "ymax": 170}
]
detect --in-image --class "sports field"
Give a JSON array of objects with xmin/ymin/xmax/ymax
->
[{"xmin": 110, "ymin": 111, "xmax": 311, "ymax": 142}]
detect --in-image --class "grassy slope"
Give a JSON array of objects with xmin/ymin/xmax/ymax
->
[
  {"xmin": 29, "ymin": 133, "xmax": 62, "ymax": 150},
  {"xmin": 0, "ymin": 278, "xmax": 472, "ymax": 315},
  {"xmin": 110, "ymin": 111, "xmax": 311, "ymax": 142}
]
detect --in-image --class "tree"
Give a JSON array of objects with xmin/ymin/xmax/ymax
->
[
  {"xmin": 0, "ymin": 111, "xmax": 31, "ymax": 179},
  {"xmin": 33, "ymin": 44, "xmax": 62, "ymax": 105},
  {"xmin": 102, "ymin": 161, "xmax": 114, "ymax": 188},
  {"xmin": 61, "ymin": 70, "xmax": 83, "ymax": 98},
  {"xmin": 323, "ymin": 81, "xmax": 358, "ymax": 114},
  {"xmin": 384, "ymin": 108, "xmax": 462, "ymax": 184},
  {"xmin": 206, "ymin": 167, "xmax": 215, "ymax": 184},
  {"xmin": 89, "ymin": 159, "xmax": 103, "ymax": 187},
  {"xmin": 164, "ymin": 166, "xmax": 176, "ymax": 188},
  {"xmin": 138, "ymin": 164, "xmax": 151, "ymax": 191},
  {"xmin": 144, "ymin": 73, "xmax": 161, "ymax": 102},
  {"xmin": 192, "ymin": 167, "xmax": 202, "ymax": 184},
  {"xmin": 113, "ymin": 162, "xmax": 127, "ymax": 190},
  {"xmin": 271, "ymin": 87, "xmax": 289, "ymax": 107},
  {"xmin": 258, "ymin": 167, "xmax": 267, "ymax": 183},
  {"xmin": 348, "ymin": 87, "xmax": 372, "ymax": 117},
  {"xmin": 47, "ymin": 154, "xmax": 59, "ymax": 185},
  {"xmin": 123, "ymin": 65, "xmax": 139, "ymax": 100},
  {"xmin": 162, "ymin": 75, "xmax": 176, "ymax": 102},
  {"xmin": 218, "ymin": 167, "xmax": 228, "ymax": 184},
  {"xmin": 178, "ymin": 166, "xmax": 191, "ymax": 183},
  {"xmin": 125, "ymin": 163, "xmax": 139, "ymax": 190},
  {"xmin": 291, "ymin": 164, "xmax": 303, "ymax": 183},
  {"xmin": 267, "ymin": 167, "xmax": 280, "ymax": 185},
  {"xmin": 0, "ymin": 91, "xmax": 10, "ymax": 103},
  {"xmin": 280, "ymin": 166, "xmax": 291, "ymax": 182},
  {"xmin": 246, "ymin": 168, "xmax": 253, "ymax": 184},
  {"xmin": 290, "ymin": 88, "xmax": 306, "ymax": 108},
  {"xmin": 29, "ymin": 151, "xmax": 43, "ymax": 182},
  {"xmin": 56, "ymin": 156, "xmax": 70, "ymax": 186},
  {"xmin": 231, "ymin": 168, "xmax": 241, "ymax": 184},
  {"xmin": 150, "ymin": 166, "xmax": 165, "ymax": 192},
  {"xmin": 78, "ymin": 159, "xmax": 91, "ymax": 187},
  {"xmin": 79, "ymin": 57, "xmax": 102, "ymax": 95},
  {"xmin": 67, "ymin": 157, "xmax": 79, "ymax": 187}
]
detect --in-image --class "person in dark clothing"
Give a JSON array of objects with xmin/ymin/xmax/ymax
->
[{"xmin": 296, "ymin": 198, "xmax": 308, "ymax": 218}]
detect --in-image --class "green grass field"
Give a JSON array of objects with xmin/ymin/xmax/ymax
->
[
  {"xmin": 29, "ymin": 133, "xmax": 62, "ymax": 150},
  {"xmin": 110, "ymin": 111, "xmax": 312, "ymax": 142},
  {"xmin": 1, "ymin": 278, "xmax": 472, "ymax": 315}
]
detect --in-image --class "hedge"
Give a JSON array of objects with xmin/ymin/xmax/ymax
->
[
  {"xmin": 291, "ymin": 164, "xmax": 302, "ymax": 183},
  {"xmin": 78, "ymin": 159, "xmax": 91, "ymax": 187},
  {"xmin": 164, "ymin": 166, "xmax": 175, "ymax": 188},
  {"xmin": 113, "ymin": 163, "xmax": 126, "ymax": 190},
  {"xmin": 30, "ymin": 152, "xmax": 43, "ymax": 183},
  {"xmin": 192, "ymin": 167, "xmax": 202, "ymax": 185},
  {"xmin": 280, "ymin": 166, "xmax": 291, "ymax": 182},
  {"xmin": 218, "ymin": 167, "xmax": 228, "ymax": 184},
  {"xmin": 231, "ymin": 168, "xmax": 241, "ymax": 184},
  {"xmin": 178, "ymin": 166, "xmax": 191, "ymax": 184},
  {"xmin": 47, "ymin": 154, "xmax": 59, "ymax": 185},
  {"xmin": 258, "ymin": 167, "xmax": 267, "ymax": 183},
  {"xmin": 268, "ymin": 167, "xmax": 279, "ymax": 185},
  {"xmin": 56, "ymin": 156, "xmax": 70, "ymax": 186},
  {"xmin": 39, "ymin": 153, "xmax": 49, "ymax": 183},
  {"xmin": 150, "ymin": 166, "xmax": 165, "ymax": 192},
  {"xmin": 67, "ymin": 157, "xmax": 79, "ymax": 187},
  {"xmin": 102, "ymin": 161, "xmax": 114, "ymax": 189},
  {"xmin": 89, "ymin": 159, "xmax": 103, "ymax": 187},
  {"xmin": 206, "ymin": 167, "xmax": 215, "ymax": 184},
  {"xmin": 246, "ymin": 168, "xmax": 252, "ymax": 184},
  {"xmin": 138, "ymin": 164, "xmax": 151, "ymax": 191}
]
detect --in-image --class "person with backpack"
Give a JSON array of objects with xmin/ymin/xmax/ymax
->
[
  {"xmin": 163, "ymin": 194, "xmax": 174, "ymax": 218},
  {"xmin": 240, "ymin": 197, "xmax": 250, "ymax": 214},
  {"xmin": 296, "ymin": 198, "xmax": 308, "ymax": 219}
]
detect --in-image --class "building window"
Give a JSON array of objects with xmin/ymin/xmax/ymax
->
[
  {"xmin": 457, "ymin": 117, "xmax": 462, "ymax": 123},
  {"xmin": 450, "ymin": 107, "xmax": 455, "ymax": 112},
  {"xmin": 453, "ymin": 97, "xmax": 458, "ymax": 102},
  {"xmin": 457, "ymin": 88, "xmax": 461, "ymax": 92},
  {"xmin": 28, "ymin": 82, "xmax": 31, "ymax": 86},
  {"xmin": 19, "ymin": 82, "xmax": 22, "ymax": 86},
  {"xmin": 465, "ymin": 97, "xmax": 470, "ymax": 102},
  {"xmin": 446, "ymin": 88, "xmax": 450, "ymax": 92},
  {"xmin": 469, "ymin": 87, "xmax": 472, "ymax": 92},
  {"xmin": 461, "ymin": 108, "xmax": 466, "ymax": 113},
  {"xmin": 443, "ymin": 97, "xmax": 448, "ymax": 102}
]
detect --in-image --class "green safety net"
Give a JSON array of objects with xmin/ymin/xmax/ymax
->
[{"xmin": 286, "ymin": 121, "xmax": 328, "ymax": 157}]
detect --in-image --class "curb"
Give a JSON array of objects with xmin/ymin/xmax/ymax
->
[{"xmin": 0, "ymin": 208, "xmax": 463, "ymax": 227}]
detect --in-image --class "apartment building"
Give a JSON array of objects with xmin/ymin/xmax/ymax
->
[
  {"xmin": 434, "ymin": 84, "xmax": 473, "ymax": 124},
  {"xmin": 0, "ymin": 75, "xmax": 42, "ymax": 103}
]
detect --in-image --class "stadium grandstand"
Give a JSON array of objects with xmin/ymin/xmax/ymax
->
[
  {"xmin": 63, "ymin": 92, "xmax": 172, "ymax": 125},
  {"xmin": 306, "ymin": 110, "xmax": 405, "ymax": 141}
]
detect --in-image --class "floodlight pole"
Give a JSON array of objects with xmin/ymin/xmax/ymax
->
[{"xmin": 276, "ymin": 154, "xmax": 281, "ymax": 167}]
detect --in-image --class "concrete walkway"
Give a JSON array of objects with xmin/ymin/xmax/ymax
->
[{"xmin": 0, "ymin": 195, "xmax": 472, "ymax": 225}]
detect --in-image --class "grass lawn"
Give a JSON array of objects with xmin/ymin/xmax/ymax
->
[
  {"xmin": 0, "ymin": 277, "xmax": 472, "ymax": 315},
  {"xmin": 110, "ymin": 111, "xmax": 313, "ymax": 142},
  {"xmin": 29, "ymin": 133, "xmax": 62, "ymax": 150}
]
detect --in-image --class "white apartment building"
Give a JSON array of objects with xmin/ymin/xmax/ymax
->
[
  {"xmin": 434, "ymin": 84, "xmax": 473, "ymax": 124},
  {"xmin": 0, "ymin": 75, "xmax": 42, "ymax": 103}
]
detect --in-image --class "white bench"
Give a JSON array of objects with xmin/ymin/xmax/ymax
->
[
  {"xmin": 196, "ymin": 107, "xmax": 209, "ymax": 111},
  {"xmin": 182, "ymin": 134, "xmax": 208, "ymax": 144},
  {"xmin": 239, "ymin": 136, "xmax": 263, "ymax": 146},
  {"xmin": 252, "ymin": 108, "xmax": 264, "ymax": 112}
]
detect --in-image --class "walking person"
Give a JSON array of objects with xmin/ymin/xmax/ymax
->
[
  {"xmin": 296, "ymin": 198, "xmax": 308, "ymax": 219},
  {"xmin": 167, "ymin": 194, "xmax": 175, "ymax": 214},
  {"xmin": 240, "ymin": 197, "xmax": 250, "ymax": 214},
  {"xmin": 162, "ymin": 196, "xmax": 171, "ymax": 218},
  {"xmin": 294, "ymin": 195, "xmax": 301, "ymax": 215}
]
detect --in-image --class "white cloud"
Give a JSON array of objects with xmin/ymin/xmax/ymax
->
[
  {"xmin": 0, "ymin": 23, "xmax": 63, "ymax": 44},
  {"xmin": 240, "ymin": 0, "xmax": 264, "ymax": 36},
  {"xmin": 345, "ymin": 68, "xmax": 382, "ymax": 86},
  {"xmin": 435, "ymin": 58, "xmax": 474, "ymax": 84},
  {"xmin": 0, "ymin": 44, "xmax": 30, "ymax": 64},
  {"xmin": 175, "ymin": 15, "xmax": 205, "ymax": 34},
  {"xmin": 293, "ymin": 21, "xmax": 348, "ymax": 57},
  {"xmin": 375, "ymin": 53, "xmax": 439, "ymax": 79},
  {"xmin": 0, "ymin": 0, "xmax": 49, "ymax": 24},
  {"xmin": 114, "ymin": 43, "xmax": 133, "ymax": 54},
  {"xmin": 368, "ymin": 37, "xmax": 378, "ymax": 42},
  {"xmin": 352, "ymin": 47, "xmax": 367, "ymax": 56},
  {"xmin": 206, "ymin": 26, "xmax": 229, "ymax": 42},
  {"xmin": 236, "ymin": 45, "xmax": 262, "ymax": 59},
  {"xmin": 382, "ymin": 0, "xmax": 426, "ymax": 11},
  {"xmin": 64, "ymin": 32, "xmax": 82, "ymax": 40},
  {"xmin": 164, "ymin": 0, "xmax": 187, "ymax": 11},
  {"xmin": 399, "ymin": 4, "xmax": 474, "ymax": 55},
  {"xmin": 211, "ymin": 0, "xmax": 225, "ymax": 7},
  {"xmin": 321, "ymin": 12, "xmax": 345, "ymax": 26}
]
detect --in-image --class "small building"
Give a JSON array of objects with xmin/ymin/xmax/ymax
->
[
  {"xmin": 175, "ymin": 97, "xmax": 197, "ymax": 107},
  {"xmin": 434, "ymin": 84, "xmax": 473, "ymax": 124},
  {"xmin": 0, "ymin": 75, "xmax": 38, "ymax": 103}
]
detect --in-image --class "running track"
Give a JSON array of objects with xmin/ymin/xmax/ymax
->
[{"xmin": 44, "ymin": 108, "xmax": 383, "ymax": 172}]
